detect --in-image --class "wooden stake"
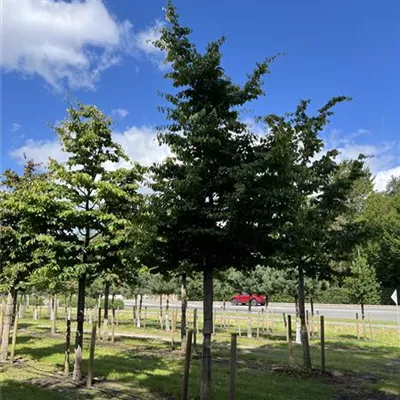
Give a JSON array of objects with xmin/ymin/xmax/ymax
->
[
  {"xmin": 193, "ymin": 309, "xmax": 197, "ymax": 352},
  {"xmin": 10, "ymin": 309, "xmax": 19, "ymax": 364},
  {"xmin": 111, "ymin": 308, "xmax": 116, "ymax": 343},
  {"xmin": 320, "ymin": 316, "xmax": 325, "ymax": 373},
  {"xmin": 87, "ymin": 321, "xmax": 97, "ymax": 388},
  {"xmin": 116, "ymin": 307, "xmax": 120, "ymax": 326},
  {"xmin": 229, "ymin": 333, "xmax": 237, "ymax": 400},
  {"xmin": 171, "ymin": 309, "xmax": 176, "ymax": 349},
  {"xmin": 287, "ymin": 315, "xmax": 294, "ymax": 367},
  {"xmin": 64, "ymin": 316, "xmax": 71, "ymax": 376},
  {"xmin": 181, "ymin": 330, "xmax": 193, "ymax": 400},
  {"xmin": 144, "ymin": 306, "xmax": 147, "ymax": 329},
  {"xmin": 283, "ymin": 312, "xmax": 287, "ymax": 328}
]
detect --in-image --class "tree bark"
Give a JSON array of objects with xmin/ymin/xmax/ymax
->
[
  {"xmin": 201, "ymin": 266, "xmax": 213, "ymax": 400},
  {"xmin": 0, "ymin": 289, "xmax": 16, "ymax": 362},
  {"xmin": 298, "ymin": 266, "xmax": 312, "ymax": 372},
  {"xmin": 181, "ymin": 272, "xmax": 187, "ymax": 350},
  {"xmin": 73, "ymin": 274, "xmax": 86, "ymax": 381}
]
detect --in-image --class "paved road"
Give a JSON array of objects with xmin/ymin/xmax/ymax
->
[{"xmin": 124, "ymin": 299, "xmax": 399, "ymax": 323}]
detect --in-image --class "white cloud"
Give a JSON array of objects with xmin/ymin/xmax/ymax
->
[
  {"xmin": 374, "ymin": 166, "xmax": 400, "ymax": 192},
  {"xmin": 10, "ymin": 126, "xmax": 170, "ymax": 169},
  {"xmin": 1, "ymin": 0, "xmax": 136, "ymax": 90},
  {"xmin": 323, "ymin": 129, "xmax": 400, "ymax": 191},
  {"xmin": 11, "ymin": 123, "xmax": 21, "ymax": 133},
  {"xmin": 135, "ymin": 20, "xmax": 167, "ymax": 70},
  {"xmin": 112, "ymin": 108, "xmax": 129, "ymax": 119}
]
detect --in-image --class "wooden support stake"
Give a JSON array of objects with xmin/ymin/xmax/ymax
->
[
  {"xmin": 144, "ymin": 306, "xmax": 147, "ymax": 329},
  {"xmin": 116, "ymin": 307, "xmax": 120, "ymax": 326},
  {"xmin": 320, "ymin": 316, "xmax": 325, "ymax": 373},
  {"xmin": 10, "ymin": 309, "xmax": 19, "ymax": 364},
  {"xmin": 87, "ymin": 321, "xmax": 97, "ymax": 388},
  {"xmin": 283, "ymin": 312, "xmax": 287, "ymax": 328},
  {"xmin": 64, "ymin": 316, "xmax": 71, "ymax": 376},
  {"xmin": 111, "ymin": 308, "xmax": 116, "ymax": 343},
  {"xmin": 287, "ymin": 315, "xmax": 294, "ymax": 367},
  {"xmin": 181, "ymin": 330, "xmax": 193, "ymax": 400},
  {"xmin": 171, "ymin": 309, "xmax": 176, "ymax": 349},
  {"xmin": 193, "ymin": 309, "xmax": 197, "ymax": 352},
  {"xmin": 229, "ymin": 333, "xmax": 237, "ymax": 400},
  {"xmin": 97, "ymin": 307, "xmax": 102, "ymax": 340}
]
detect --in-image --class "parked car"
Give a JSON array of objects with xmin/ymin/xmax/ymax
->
[{"xmin": 231, "ymin": 292, "xmax": 267, "ymax": 306}]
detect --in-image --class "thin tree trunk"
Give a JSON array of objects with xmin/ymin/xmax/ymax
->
[
  {"xmin": 201, "ymin": 266, "xmax": 213, "ymax": 400},
  {"xmin": 159, "ymin": 294, "xmax": 163, "ymax": 321},
  {"xmin": 11, "ymin": 289, "xmax": 18, "ymax": 326},
  {"xmin": 298, "ymin": 266, "xmax": 312, "ymax": 372},
  {"xmin": 0, "ymin": 290, "xmax": 15, "ymax": 362},
  {"xmin": 103, "ymin": 281, "xmax": 110, "ymax": 322},
  {"xmin": 138, "ymin": 294, "xmax": 143, "ymax": 320},
  {"xmin": 310, "ymin": 297, "xmax": 314, "ymax": 317},
  {"xmin": 73, "ymin": 274, "xmax": 86, "ymax": 381},
  {"xmin": 103, "ymin": 282, "xmax": 110, "ymax": 338},
  {"xmin": 51, "ymin": 294, "xmax": 57, "ymax": 334},
  {"xmin": 181, "ymin": 272, "xmax": 187, "ymax": 350}
]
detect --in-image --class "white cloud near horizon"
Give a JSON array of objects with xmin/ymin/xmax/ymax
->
[
  {"xmin": 1, "ymin": 0, "xmax": 164, "ymax": 90},
  {"xmin": 10, "ymin": 125, "xmax": 170, "ymax": 170},
  {"xmin": 9, "ymin": 125, "xmax": 399, "ymax": 192},
  {"xmin": 323, "ymin": 129, "xmax": 400, "ymax": 192}
]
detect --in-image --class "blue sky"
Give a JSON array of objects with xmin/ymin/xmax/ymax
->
[{"xmin": 1, "ymin": 0, "xmax": 399, "ymax": 190}]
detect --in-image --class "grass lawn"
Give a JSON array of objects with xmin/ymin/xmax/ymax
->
[{"xmin": 1, "ymin": 309, "xmax": 399, "ymax": 400}]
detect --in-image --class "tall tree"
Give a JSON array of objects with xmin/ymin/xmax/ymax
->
[
  {"xmin": 50, "ymin": 103, "xmax": 143, "ymax": 380},
  {"xmin": 151, "ymin": 3, "xmax": 277, "ymax": 398}
]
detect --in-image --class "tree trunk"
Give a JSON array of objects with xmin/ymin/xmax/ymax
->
[
  {"xmin": 181, "ymin": 272, "xmax": 187, "ymax": 349},
  {"xmin": 361, "ymin": 302, "xmax": 365, "ymax": 321},
  {"xmin": 310, "ymin": 297, "xmax": 314, "ymax": 317},
  {"xmin": 138, "ymin": 294, "xmax": 143, "ymax": 320},
  {"xmin": 0, "ymin": 290, "xmax": 16, "ymax": 362},
  {"xmin": 73, "ymin": 274, "xmax": 86, "ymax": 381},
  {"xmin": 11, "ymin": 289, "xmax": 18, "ymax": 326},
  {"xmin": 201, "ymin": 266, "xmax": 213, "ymax": 400},
  {"xmin": 298, "ymin": 266, "xmax": 312, "ymax": 372},
  {"xmin": 103, "ymin": 281, "xmax": 110, "ymax": 322},
  {"xmin": 159, "ymin": 294, "xmax": 163, "ymax": 321},
  {"xmin": 51, "ymin": 294, "xmax": 57, "ymax": 334}
]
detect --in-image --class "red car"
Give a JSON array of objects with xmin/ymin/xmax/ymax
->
[{"xmin": 231, "ymin": 292, "xmax": 267, "ymax": 306}]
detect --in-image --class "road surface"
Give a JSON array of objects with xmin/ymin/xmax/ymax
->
[{"xmin": 124, "ymin": 299, "xmax": 399, "ymax": 323}]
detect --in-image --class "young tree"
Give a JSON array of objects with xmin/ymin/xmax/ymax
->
[
  {"xmin": 0, "ymin": 161, "xmax": 72, "ymax": 361},
  {"xmin": 50, "ymin": 103, "xmax": 143, "ymax": 380},
  {"xmin": 258, "ymin": 98, "xmax": 366, "ymax": 371},
  {"xmin": 344, "ymin": 252, "xmax": 381, "ymax": 319},
  {"xmin": 151, "ymin": 4, "xmax": 277, "ymax": 397}
]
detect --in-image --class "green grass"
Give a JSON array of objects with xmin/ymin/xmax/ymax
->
[{"xmin": 2, "ymin": 310, "xmax": 399, "ymax": 399}]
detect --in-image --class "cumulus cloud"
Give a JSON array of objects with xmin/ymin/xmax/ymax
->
[
  {"xmin": 1, "ymin": 0, "xmax": 160, "ymax": 90},
  {"xmin": 112, "ymin": 108, "xmax": 129, "ymax": 119},
  {"xmin": 10, "ymin": 126, "xmax": 170, "ymax": 170}
]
